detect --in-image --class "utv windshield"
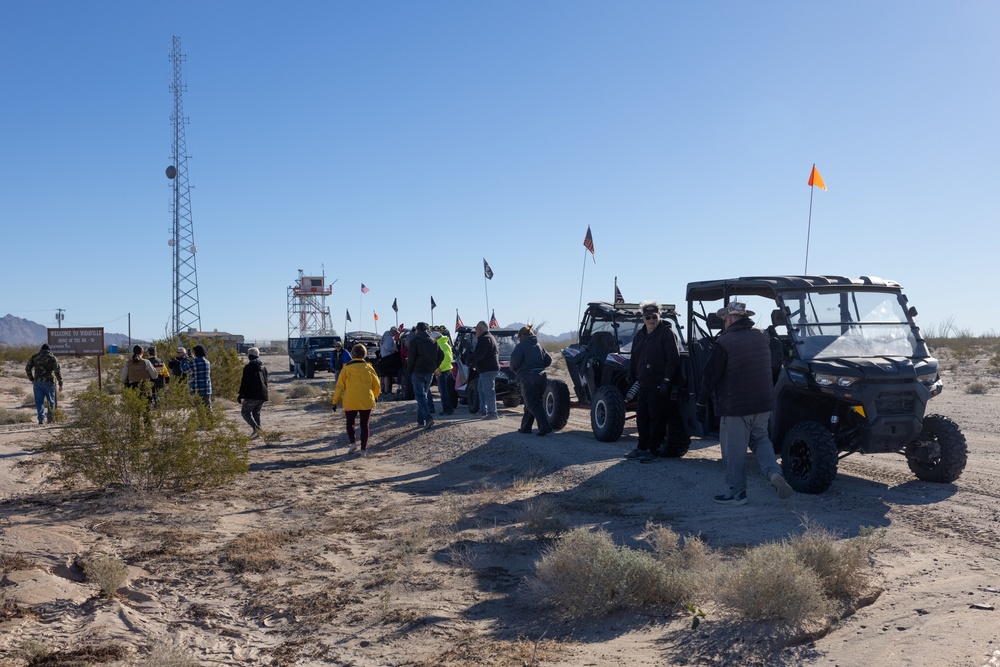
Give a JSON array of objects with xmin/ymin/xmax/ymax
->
[
  {"xmin": 495, "ymin": 332, "xmax": 519, "ymax": 359},
  {"xmin": 589, "ymin": 315, "xmax": 644, "ymax": 353},
  {"xmin": 780, "ymin": 290, "xmax": 921, "ymax": 360},
  {"xmin": 308, "ymin": 337, "xmax": 340, "ymax": 348}
]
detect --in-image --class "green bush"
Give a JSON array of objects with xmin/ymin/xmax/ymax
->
[
  {"xmin": 0, "ymin": 345, "xmax": 39, "ymax": 366},
  {"xmin": 81, "ymin": 554, "xmax": 129, "ymax": 598},
  {"xmin": 50, "ymin": 382, "xmax": 249, "ymax": 492}
]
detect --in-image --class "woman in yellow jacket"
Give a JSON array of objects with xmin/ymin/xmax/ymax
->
[{"xmin": 332, "ymin": 343, "xmax": 381, "ymax": 456}]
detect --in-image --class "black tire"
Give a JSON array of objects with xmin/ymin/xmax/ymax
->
[
  {"xmin": 906, "ymin": 414, "xmax": 968, "ymax": 483},
  {"xmin": 543, "ymin": 379, "xmax": 571, "ymax": 431},
  {"xmin": 502, "ymin": 392, "xmax": 521, "ymax": 408},
  {"xmin": 781, "ymin": 421, "xmax": 839, "ymax": 494},
  {"xmin": 305, "ymin": 360, "xmax": 316, "ymax": 379},
  {"xmin": 591, "ymin": 385, "xmax": 626, "ymax": 442},
  {"xmin": 467, "ymin": 382, "xmax": 480, "ymax": 414}
]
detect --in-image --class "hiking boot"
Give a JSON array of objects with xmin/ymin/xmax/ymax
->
[
  {"xmin": 537, "ymin": 428, "xmax": 553, "ymax": 437},
  {"xmin": 249, "ymin": 430, "xmax": 260, "ymax": 440},
  {"xmin": 482, "ymin": 413, "xmax": 499, "ymax": 420},
  {"xmin": 770, "ymin": 473, "xmax": 794, "ymax": 499},
  {"xmin": 517, "ymin": 428, "xmax": 532, "ymax": 434},
  {"xmin": 713, "ymin": 490, "xmax": 748, "ymax": 506},
  {"xmin": 347, "ymin": 443, "xmax": 358, "ymax": 455},
  {"xmin": 638, "ymin": 451, "xmax": 656, "ymax": 463},
  {"xmin": 624, "ymin": 448, "xmax": 643, "ymax": 459},
  {"xmin": 424, "ymin": 419, "xmax": 434, "ymax": 430}
]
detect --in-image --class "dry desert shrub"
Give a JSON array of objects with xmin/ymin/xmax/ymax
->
[
  {"xmin": 788, "ymin": 521, "xmax": 882, "ymax": 599},
  {"xmin": 966, "ymin": 381, "xmax": 989, "ymax": 395},
  {"xmin": 269, "ymin": 390, "xmax": 287, "ymax": 405},
  {"xmin": 529, "ymin": 527, "xmax": 701, "ymax": 618},
  {"xmin": 518, "ymin": 498, "xmax": 566, "ymax": 539},
  {"xmin": 287, "ymin": 382, "xmax": 322, "ymax": 399},
  {"xmin": 644, "ymin": 523, "xmax": 719, "ymax": 601},
  {"xmin": 80, "ymin": 554, "xmax": 129, "ymax": 598},
  {"xmin": 222, "ymin": 530, "xmax": 295, "ymax": 573},
  {"xmin": 51, "ymin": 383, "xmax": 249, "ymax": 492},
  {"xmin": 715, "ymin": 542, "xmax": 833, "ymax": 623},
  {"xmin": 261, "ymin": 428, "xmax": 285, "ymax": 446},
  {"xmin": 0, "ymin": 407, "xmax": 32, "ymax": 425},
  {"xmin": 137, "ymin": 641, "xmax": 200, "ymax": 667}
]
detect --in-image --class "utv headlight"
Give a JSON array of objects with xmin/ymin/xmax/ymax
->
[
  {"xmin": 916, "ymin": 371, "xmax": 939, "ymax": 387},
  {"xmin": 814, "ymin": 373, "xmax": 859, "ymax": 388}
]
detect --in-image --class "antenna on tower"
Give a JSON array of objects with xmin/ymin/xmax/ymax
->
[{"xmin": 167, "ymin": 35, "xmax": 202, "ymax": 336}]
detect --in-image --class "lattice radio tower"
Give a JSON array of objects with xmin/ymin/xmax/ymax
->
[{"xmin": 167, "ymin": 35, "xmax": 202, "ymax": 336}]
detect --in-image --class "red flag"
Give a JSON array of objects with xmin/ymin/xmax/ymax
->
[
  {"xmin": 583, "ymin": 225, "xmax": 595, "ymax": 262},
  {"xmin": 456, "ymin": 309, "xmax": 464, "ymax": 329},
  {"xmin": 807, "ymin": 165, "xmax": 827, "ymax": 191},
  {"xmin": 361, "ymin": 283, "xmax": 370, "ymax": 294},
  {"xmin": 489, "ymin": 310, "xmax": 498, "ymax": 328},
  {"xmin": 373, "ymin": 310, "xmax": 379, "ymax": 321}
]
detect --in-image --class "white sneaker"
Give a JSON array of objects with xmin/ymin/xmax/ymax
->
[
  {"xmin": 249, "ymin": 430, "xmax": 260, "ymax": 440},
  {"xmin": 360, "ymin": 449, "xmax": 368, "ymax": 457},
  {"xmin": 347, "ymin": 444, "xmax": 358, "ymax": 455}
]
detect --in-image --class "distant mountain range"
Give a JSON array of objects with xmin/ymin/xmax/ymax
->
[
  {"xmin": 505, "ymin": 322, "xmax": 575, "ymax": 344},
  {"xmin": 0, "ymin": 314, "xmax": 135, "ymax": 348}
]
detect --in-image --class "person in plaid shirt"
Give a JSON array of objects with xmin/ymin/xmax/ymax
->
[{"xmin": 188, "ymin": 344, "xmax": 212, "ymax": 408}]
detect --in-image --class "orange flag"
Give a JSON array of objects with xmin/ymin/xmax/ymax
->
[{"xmin": 808, "ymin": 164, "xmax": 827, "ymax": 191}]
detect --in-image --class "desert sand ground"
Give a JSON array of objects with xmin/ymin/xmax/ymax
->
[{"xmin": 1, "ymin": 350, "xmax": 999, "ymax": 667}]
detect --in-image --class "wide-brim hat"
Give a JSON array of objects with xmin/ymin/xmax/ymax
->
[{"xmin": 716, "ymin": 302, "xmax": 755, "ymax": 318}]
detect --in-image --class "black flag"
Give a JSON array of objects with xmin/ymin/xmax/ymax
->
[
  {"xmin": 346, "ymin": 309, "xmax": 352, "ymax": 322},
  {"xmin": 614, "ymin": 277, "xmax": 624, "ymax": 305},
  {"xmin": 483, "ymin": 258, "xmax": 494, "ymax": 280},
  {"xmin": 431, "ymin": 296, "xmax": 437, "ymax": 310},
  {"xmin": 392, "ymin": 298, "xmax": 398, "ymax": 312}
]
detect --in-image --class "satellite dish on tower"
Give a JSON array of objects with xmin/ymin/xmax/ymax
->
[{"xmin": 166, "ymin": 165, "xmax": 177, "ymax": 179}]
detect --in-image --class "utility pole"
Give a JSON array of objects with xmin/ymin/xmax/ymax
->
[{"xmin": 55, "ymin": 308, "xmax": 64, "ymax": 329}]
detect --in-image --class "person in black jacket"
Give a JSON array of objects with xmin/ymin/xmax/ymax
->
[
  {"xmin": 696, "ymin": 302, "xmax": 793, "ymax": 505},
  {"xmin": 471, "ymin": 321, "xmax": 501, "ymax": 419},
  {"xmin": 626, "ymin": 301, "xmax": 683, "ymax": 463},
  {"xmin": 406, "ymin": 322, "xmax": 444, "ymax": 429},
  {"xmin": 238, "ymin": 347, "xmax": 269, "ymax": 439},
  {"xmin": 510, "ymin": 325, "xmax": 553, "ymax": 436}
]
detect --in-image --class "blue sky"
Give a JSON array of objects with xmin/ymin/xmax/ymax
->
[{"xmin": 2, "ymin": 2, "xmax": 997, "ymax": 343}]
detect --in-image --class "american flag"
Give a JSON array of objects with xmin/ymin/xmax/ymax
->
[
  {"xmin": 583, "ymin": 225, "xmax": 595, "ymax": 262},
  {"xmin": 489, "ymin": 310, "xmax": 499, "ymax": 329},
  {"xmin": 456, "ymin": 309, "xmax": 464, "ymax": 329},
  {"xmin": 361, "ymin": 283, "xmax": 370, "ymax": 294}
]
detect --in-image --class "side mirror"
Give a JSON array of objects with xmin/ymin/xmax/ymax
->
[{"xmin": 908, "ymin": 306, "xmax": 918, "ymax": 318}]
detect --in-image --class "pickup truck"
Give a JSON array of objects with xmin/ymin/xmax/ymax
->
[{"xmin": 287, "ymin": 335, "xmax": 342, "ymax": 378}]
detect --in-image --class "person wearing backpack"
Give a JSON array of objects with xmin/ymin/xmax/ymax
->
[{"xmin": 146, "ymin": 346, "xmax": 169, "ymax": 405}]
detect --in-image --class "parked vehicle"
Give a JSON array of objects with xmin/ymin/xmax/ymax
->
[
  {"xmin": 287, "ymin": 335, "xmax": 341, "ymax": 378},
  {"xmin": 452, "ymin": 326, "xmax": 522, "ymax": 412},
  {"xmin": 544, "ymin": 301, "xmax": 690, "ymax": 455},
  {"xmin": 683, "ymin": 275, "xmax": 967, "ymax": 493}
]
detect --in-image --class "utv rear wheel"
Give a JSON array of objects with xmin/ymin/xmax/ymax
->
[
  {"xmin": 305, "ymin": 360, "xmax": 316, "ymax": 379},
  {"xmin": 906, "ymin": 414, "xmax": 968, "ymax": 483},
  {"xmin": 543, "ymin": 379, "xmax": 570, "ymax": 431},
  {"xmin": 467, "ymin": 382, "xmax": 480, "ymax": 414},
  {"xmin": 503, "ymin": 393, "xmax": 521, "ymax": 408},
  {"xmin": 781, "ymin": 421, "xmax": 839, "ymax": 494},
  {"xmin": 591, "ymin": 385, "xmax": 626, "ymax": 442}
]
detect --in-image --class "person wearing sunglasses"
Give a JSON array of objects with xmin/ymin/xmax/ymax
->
[{"xmin": 625, "ymin": 301, "xmax": 683, "ymax": 463}]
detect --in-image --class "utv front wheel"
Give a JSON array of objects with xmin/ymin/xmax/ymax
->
[
  {"xmin": 543, "ymin": 379, "xmax": 570, "ymax": 431},
  {"xmin": 906, "ymin": 414, "xmax": 968, "ymax": 483},
  {"xmin": 781, "ymin": 421, "xmax": 839, "ymax": 494},
  {"xmin": 467, "ymin": 382, "xmax": 480, "ymax": 414},
  {"xmin": 591, "ymin": 385, "xmax": 626, "ymax": 442},
  {"xmin": 503, "ymin": 392, "xmax": 521, "ymax": 408}
]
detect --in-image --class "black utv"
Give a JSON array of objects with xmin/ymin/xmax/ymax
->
[
  {"xmin": 544, "ymin": 301, "xmax": 690, "ymax": 455},
  {"xmin": 684, "ymin": 276, "xmax": 967, "ymax": 494}
]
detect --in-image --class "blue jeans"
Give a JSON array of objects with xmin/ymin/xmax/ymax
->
[
  {"xmin": 478, "ymin": 370, "xmax": 498, "ymax": 416},
  {"xmin": 719, "ymin": 412, "xmax": 782, "ymax": 495},
  {"xmin": 411, "ymin": 372, "xmax": 433, "ymax": 424},
  {"xmin": 33, "ymin": 382, "xmax": 56, "ymax": 424}
]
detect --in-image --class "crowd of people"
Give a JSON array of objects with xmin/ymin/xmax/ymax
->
[{"xmin": 21, "ymin": 302, "xmax": 794, "ymax": 505}]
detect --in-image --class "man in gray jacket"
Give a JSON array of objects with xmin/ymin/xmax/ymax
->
[{"xmin": 696, "ymin": 302, "xmax": 793, "ymax": 505}]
